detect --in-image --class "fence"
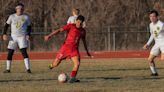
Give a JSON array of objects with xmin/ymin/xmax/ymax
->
[{"xmin": 0, "ymin": 26, "xmax": 150, "ymax": 52}]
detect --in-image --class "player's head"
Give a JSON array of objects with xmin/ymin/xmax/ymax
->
[
  {"xmin": 149, "ymin": 10, "xmax": 159, "ymax": 23},
  {"xmin": 75, "ymin": 15, "xmax": 85, "ymax": 28},
  {"xmin": 72, "ymin": 8, "xmax": 80, "ymax": 16},
  {"xmin": 15, "ymin": 3, "xmax": 24, "ymax": 15}
]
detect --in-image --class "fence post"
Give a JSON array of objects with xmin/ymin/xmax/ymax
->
[
  {"xmin": 28, "ymin": 40, "xmax": 31, "ymax": 51},
  {"xmin": 107, "ymin": 26, "xmax": 111, "ymax": 51},
  {"xmin": 113, "ymin": 31, "xmax": 116, "ymax": 51}
]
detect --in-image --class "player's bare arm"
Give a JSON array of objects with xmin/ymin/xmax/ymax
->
[
  {"xmin": 143, "ymin": 44, "xmax": 149, "ymax": 50},
  {"xmin": 44, "ymin": 28, "xmax": 64, "ymax": 41},
  {"xmin": 81, "ymin": 32, "xmax": 91, "ymax": 57}
]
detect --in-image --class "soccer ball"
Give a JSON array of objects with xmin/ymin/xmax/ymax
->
[{"xmin": 58, "ymin": 73, "xmax": 67, "ymax": 83}]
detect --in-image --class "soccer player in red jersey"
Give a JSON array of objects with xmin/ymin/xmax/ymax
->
[{"xmin": 44, "ymin": 15, "xmax": 91, "ymax": 83}]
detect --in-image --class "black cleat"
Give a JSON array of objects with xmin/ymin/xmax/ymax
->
[
  {"xmin": 27, "ymin": 69, "xmax": 32, "ymax": 73},
  {"xmin": 48, "ymin": 64, "xmax": 54, "ymax": 70},
  {"xmin": 151, "ymin": 73, "xmax": 158, "ymax": 76},
  {"xmin": 69, "ymin": 77, "xmax": 80, "ymax": 83},
  {"xmin": 3, "ymin": 70, "xmax": 10, "ymax": 73}
]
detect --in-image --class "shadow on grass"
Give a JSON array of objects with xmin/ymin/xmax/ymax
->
[
  {"xmin": 80, "ymin": 67, "xmax": 164, "ymax": 72},
  {"xmin": 0, "ymin": 78, "xmax": 57, "ymax": 83},
  {"xmin": 80, "ymin": 75, "xmax": 164, "ymax": 83},
  {"xmin": 0, "ymin": 77, "xmax": 121, "ymax": 83},
  {"xmin": 0, "ymin": 76, "xmax": 164, "ymax": 83},
  {"xmin": 81, "ymin": 77, "xmax": 121, "ymax": 80},
  {"xmin": 142, "ymin": 76, "xmax": 164, "ymax": 80}
]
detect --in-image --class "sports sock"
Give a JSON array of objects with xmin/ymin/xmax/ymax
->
[
  {"xmin": 6, "ymin": 60, "xmax": 11, "ymax": 70},
  {"xmin": 70, "ymin": 71, "xmax": 77, "ymax": 78},
  {"xmin": 150, "ymin": 66, "xmax": 157, "ymax": 74},
  {"xmin": 24, "ymin": 58, "xmax": 30, "ymax": 70}
]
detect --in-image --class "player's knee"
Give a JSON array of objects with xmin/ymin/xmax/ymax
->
[
  {"xmin": 161, "ymin": 58, "xmax": 164, "ymax": 61},
  {"xmin": 148, "ymin": 58, "xmax": 154, "ymax": 63},
  {"xmin": 20, "ymin": 48, "xmax": 29, "ymax": 58},
  {"xmin": 7, "ymin": 49, "xmax": 14, "ymax": 60}
]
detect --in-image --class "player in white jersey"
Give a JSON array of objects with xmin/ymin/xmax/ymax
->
[
  {"xmin": 2, "ymin": 3, "xmax": 32, "ymax": 73},
  {"xmin": 143, "ymin": 10, "xmax": 164, "ymax": 76},
  {"xmin": 67, "ymin": 8, "xmax": 86, "ymax": 28}
]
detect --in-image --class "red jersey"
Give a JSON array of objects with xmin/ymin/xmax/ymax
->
[
  {"xmin": 62, "ymin": 24, "xmax": 86, "ymax": 49},
  {"xmin": 55, "ymin": 24, "xmax": 86, "ymax": 61}
]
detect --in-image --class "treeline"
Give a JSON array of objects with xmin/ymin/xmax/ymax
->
[
  {"xmin": 0, "ymin": 0, "xmax": 163, "ymax": 51},
  {"xmin": 0, "ymin": 0, "xmax": 163, "ymax": 30}
]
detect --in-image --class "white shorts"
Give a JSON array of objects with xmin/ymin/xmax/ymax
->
[
  {"xmin": 8, "ymin": 36, "xmax": 28, "ymax": 50},
  {"xmin": 150, "ymin": 43, "xmax": 164, "ymax": 56}
]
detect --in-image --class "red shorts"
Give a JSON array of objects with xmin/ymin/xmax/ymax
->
[{"xmin": 55, "ymin": 45, "xmax": 79, "ymax": 61}]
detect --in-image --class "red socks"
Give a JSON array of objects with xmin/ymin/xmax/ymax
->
[{"xmin": 70, "ymin": 71, "xmax": 77, "ymax": 78}]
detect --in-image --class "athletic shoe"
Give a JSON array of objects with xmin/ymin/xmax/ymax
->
[
  {"xmin": 27, "ymin": 69, "xmax": 32, "ymax": 73},
  {"xmin": 48, "ymin": 64, "xmax": 54, "ymax": 70},
  {"xmin": 69, "ymin": 77, "xmax": 80, "ymax": 83},
  {"xmin": 151, "ymin": 73, "xmax": 158, "ymax": 76},
  {"xmin": 3, "ymin": 70, "xmax": 10, "ymax": 73}
]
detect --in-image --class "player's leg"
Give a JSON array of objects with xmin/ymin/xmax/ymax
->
[
  {"xmin": 161, "ymin": 53, "xmax": 164, "ymax": 61},
  {"xmin": 69, "ymin": 56, "xmax": 80, "ymax": 83},
  {"xmin": 49, "ymin": 58, "xmax": 62, "ymax": 69},
  {"xmin": 18, "ymin": 36, "xmax": 31, "ymax": 73},
  {"xmin": 49, "ymin": 47, "xmax": 66, "ymax": 69},
  {"xmin": 4, "ymin": 38, "xmax": 17, "ymax": 73},
  {"xmin": 160, "ymin": 47, "xmax": 164, "ymax": 74},
  {"xmin": 160, "ymin": 46, "xmax": 164, "ymax": 61},
  {"xmin": 3, "ymin": 49, "xmax": 15, "ymax": 73},
  {"xmin": 20, "ymin": 48, "xmax": 31, "ymax": 73},
  {"xmin": 148, "ymin": 45, "xmax": 159, "ymax": 76},
  {"xmin": 148, "ymin": 54, "xmax": 158, "ymax": 75}
]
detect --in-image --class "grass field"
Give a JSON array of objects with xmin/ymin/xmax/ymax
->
[{"xmin": 0, "ymin": 58, "xmax": 164, "ymax": 92}]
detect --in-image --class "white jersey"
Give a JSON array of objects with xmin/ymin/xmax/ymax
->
[
  {"xmin": 67, "ymin": 15, "xmax": 86, "ymax": 28},
  {"xmin": 67, "ymin": 15, "xmax": 78, "ymax": 24},
  {"xmin": 147, "ymin": 20, "xmax": 164, "ymax": 45},
  {"xmin": 6, "ymin": 13, "xmax": 31, "ymax": 37}
]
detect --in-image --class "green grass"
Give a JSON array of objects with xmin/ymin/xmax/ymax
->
[{"xmin": 0, "ymin": 58, "xmax": 164, "ymax": 92}]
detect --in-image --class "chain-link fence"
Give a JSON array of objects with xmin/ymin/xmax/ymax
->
[{"xmin": 0, "ymin": 26, "xmax": 150, "ymax": 52}]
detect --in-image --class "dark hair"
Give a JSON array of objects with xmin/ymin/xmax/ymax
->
[
  {"xmin": 72, "ymin": 8, "xmax": 80, "ymax": 15},
  {"xmin": 149, "ymin": 10, "xmax": 159, "ymax": 16},
  {"xmin": 16, "ymin": 3, "xmax": 24, "ymax": 7},
  {"xmin": 76, "ymin": 9, "xmax": 80, "ymax": 14},
  {"xmin": 76, "ymin": 15, "xmax": 85, "ymax": 22}
]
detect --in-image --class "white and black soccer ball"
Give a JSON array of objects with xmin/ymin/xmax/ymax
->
[{"xmin": 58, "ymin": 73, "xmax": 67, "ymax": 83}]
